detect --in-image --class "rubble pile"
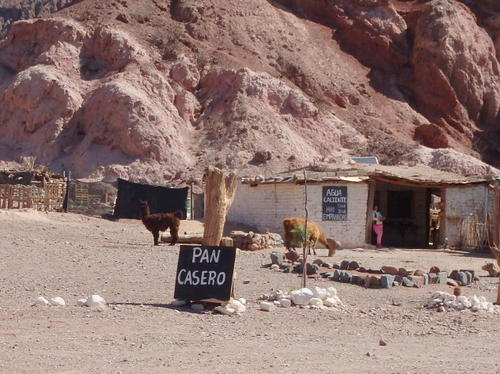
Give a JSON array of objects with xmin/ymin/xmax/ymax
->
[
  {"xmin": 425, "ymin": 291, "xmax": 500, "ymax": 314},
  {"xmin": 258, "ymin": 286, "xmax": 343, "ymax": 310},
  {"xmin": 230, "ymin": 231, "xmax": 283, "ymax": 251}
]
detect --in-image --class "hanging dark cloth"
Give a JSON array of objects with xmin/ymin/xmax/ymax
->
[{"xmin": 113, "ymin": 178, "xmax": 188, "ymax": 219}]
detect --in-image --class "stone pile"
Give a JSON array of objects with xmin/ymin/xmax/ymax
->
[
  {"xmin": 425, "ymin": 291, "xmax": 500, "ymax": 314},
  {"xmin": 448, "ymin": 270, "xmax": 476, "ymax": 286},
  {"xmin": 230, "ymin": 231, "xmax": 283, "ymax": 251},
  {"xmin": 269, "ymin": 253, "xmax": 479, "ymax": 290},
  {"xmin": 170, "ymin": 297, "xmax": 247, "ymax": 315},
  {"xmin": 258, "ymin": 286, "xmax": 343, "ymax": 310}
]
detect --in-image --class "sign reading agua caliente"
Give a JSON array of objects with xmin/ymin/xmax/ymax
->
[
  {"xmin": 174, "ymin": 245, "xmax": 236, "ymax": 301},
  {"xmin": 322, "ymin": 186, "xmax": 348, "ymax": 221}
]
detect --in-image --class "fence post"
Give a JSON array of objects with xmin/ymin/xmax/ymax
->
[{"xmin": 63, "ymin": 171, "xmax": 71, "ymax": 212}]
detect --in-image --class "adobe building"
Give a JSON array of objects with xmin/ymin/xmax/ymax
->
[{"xmin": 227, "ymin": 164, "xmax": 500, "ymax": 250}]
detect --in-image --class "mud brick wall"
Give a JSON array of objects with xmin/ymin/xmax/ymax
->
[{"xmin": 228, "ymin": 182, "xmax": 369, "ymax": 248}]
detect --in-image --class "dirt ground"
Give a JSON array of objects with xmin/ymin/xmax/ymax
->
[{"xmin": 1, "ymin": 210, "xmax": 499, "ymax": 374}]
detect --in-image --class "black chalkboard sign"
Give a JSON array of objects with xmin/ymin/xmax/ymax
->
[
  {"xmin": 322, "ymin": 186, "xmax": 348, "ymax": 221},
  {"xmin": 174, "ymin": 245, "xmax": 236, "ymax": 301}
]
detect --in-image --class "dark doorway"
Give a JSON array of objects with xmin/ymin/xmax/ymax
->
[{"xmin": 370, "ymin": 181, "xmax": 431, "ymax": 248}]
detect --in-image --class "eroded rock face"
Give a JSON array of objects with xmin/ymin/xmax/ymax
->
[
  {"xmin": 0, "ymin": 0, "xmax": 498, "ymax": 183},
  {"xmin": 415, "ymin": 148, "xmax": 500, "ymax": 177},
  {"xmin": 414, "ymin": 124, "xmax": 449, "ymax": 148},
  {"xmin": 0, "ymin": 65, "xmax": 82, "ymax": 160},
  {"xmin": 72, "ymin": 80, "xmax": 187, "ymax": 162},
  {"xmin": 412, "ymin": 0, "xmax": 500, "ymax": 130},
  {"xmin": 0, "ymin": 0, "xmax": 80, "ymax": 38},
  {"xmin": 0, "ymin": 18, "xmax": 85, "ymax": 72},
  {"xmin": 274, "ymin": 0, "xmax": 410, "ymax": 71}
]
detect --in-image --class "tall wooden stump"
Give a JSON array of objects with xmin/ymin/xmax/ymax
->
[{"xmin": 202, "ymin": 167, "xmax": 238, "ymax": 246}]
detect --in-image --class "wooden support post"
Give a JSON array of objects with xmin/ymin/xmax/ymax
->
[
  {"xmin": 365, "ymin": 180, "xmax": 375, "ymax": 245},
  {"xmin": 493, "ymin": 181, "xmax": 500, "ymax": 249},
  {"xmin": 302, "ymin": 169, "xmax": 308, "ymax": 288},
  {"xmin": 202, "ymin": 167, "xmax": 238, "ymax": 246},
  {"xmin": 497, "ymin": 274, "xmax": 500, "ymax": 304}
]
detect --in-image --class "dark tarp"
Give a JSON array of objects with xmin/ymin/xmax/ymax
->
[{"xmin": 113, "ymin": 178, "xmax": 188, "ymax": 219}]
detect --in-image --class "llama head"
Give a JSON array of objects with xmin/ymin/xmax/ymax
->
[
  {"xmin": 138, "ymin": 200, "xmax": 150, "ymax": 217},
  {"xmin": 326, "ymin": 237, "xmax": 341, "ymax": 256}
]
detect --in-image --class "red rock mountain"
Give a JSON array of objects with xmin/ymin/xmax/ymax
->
[{"xmin": 0, "ymin": 0, "xmax": 498, "ymax": 185}]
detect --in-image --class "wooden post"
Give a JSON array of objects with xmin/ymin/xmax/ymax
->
[
  {"xmin": 302, "ymin": 169, "xmax": 308, "ymax": 288},
  {"xmin": 365, "ymin": 180, "xmax": 376, "ymax": 245},
  {"xmin": 497, "ymin": 274, "xmax": 500, "ymax": 304},
  {"xmin": 202, "ymin": 167, "xmax": 238, "ymax": 246},
  {"xmin": 493, "ymin": 180, "xmax": 500, "ymax": 249}
]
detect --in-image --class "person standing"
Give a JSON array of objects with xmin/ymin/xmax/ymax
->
[{"xmin": 372, "ymin": 204, "xmax": 385, "ymax": 248}]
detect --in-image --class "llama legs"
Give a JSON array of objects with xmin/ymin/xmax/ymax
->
[
  {"xmin": 169, "ymin": 224, "xmax": 179, "ymax": 246},
  {"xmin": 152, "ymin": 230, "xmax": 160, "ymax": 245}
]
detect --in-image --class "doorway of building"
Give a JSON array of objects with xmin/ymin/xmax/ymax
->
[
  {"xmin": 370, "ymin": 181, "xmax": 433, "ymax": 248},
  {"xmin": 428, "ymin": 190, "xmax": 443, "ymax": 248}
]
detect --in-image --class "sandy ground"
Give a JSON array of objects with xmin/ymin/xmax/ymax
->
[{"xmin": 1, "ymin": 210, "xmax": 499, "ymax": 374}]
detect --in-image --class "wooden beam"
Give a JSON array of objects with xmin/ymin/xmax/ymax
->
[{"xmin": 365, "ymin": 180, "xmax": 376, "ymax": 244}]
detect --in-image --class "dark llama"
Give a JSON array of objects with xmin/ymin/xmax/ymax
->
[{"xmin": 139, "ymin": 200, "xmax": 182, "ymax": 246}]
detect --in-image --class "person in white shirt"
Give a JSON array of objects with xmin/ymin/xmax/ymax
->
[{"xmin": 372, "ymin": 204, "xmax": 385, "ymax": 248}]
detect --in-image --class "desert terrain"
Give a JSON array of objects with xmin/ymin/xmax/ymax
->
[
  {"xmin": 1, "ymin": 209, "xmax": 499, "ymax": 374},
  {"xmin": 1, "ymin": 0, "xmax": 499, "ymax": 184}
]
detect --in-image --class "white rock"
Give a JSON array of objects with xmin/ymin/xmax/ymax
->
[
  {"xmin": 34, "ymin": 296, "xmax": 49, "ymax": 306},
  {"xmin": 290, "ymin": 288, "xmax": 313, "ymax": 305},
  {"xmin": 273, "ymin": 300, "xmax": 281, "ymax": 306},
  {"xmin": 270, "ymin": 264, "xmax": 280, "ymax": 271},
  {"xmin": 443, "ymin": 294, "xmax": 456, "ymax": 302},
  {"xmin": 456, "ymin": 296, "xmax": 468, "ymax": 303},
  {"xmin": 479, "ymin": 301, "xmax": 490, "ymax": 311},
  {"xmin": 462, "ymin": 300, "xmax": 472, "ymax": 309},
  {"xmin": 470, "ymin": 295, "xmax": 480, "ymax": 308},
  {"xmin": 49, "ymin": 297, "xmax": 66, "ymax": 306},
  {"xmin": 259, "ymin": 301, "xmax": 276, "ymax": 312},
  {"xmin": 324, "ymin": 297, "xmax": 341, "ymax": 307},
  {"xmin": 311, "ymin": 287, "xmax": 328, "ymax": 300},
  {"xmin": 431, "ymin": 291, "xmax": 447, "ymax": 299},
  {"xmin": 309, "ymin": 298, "xmax": 323, "ymax": 307},
  {"xmin": 237, "ymin": 298, "xmax": 247, "ymax": 305},
  {"xmin": 191, "ymin": 304, "xmax": 204, "ymax": 312},
  {"xmin": 77, "ymin": 298, "xmax": 87, "ymax": 306},
  {"xmin": 228, "ymin": 299, "xmax": 247, "ymax": 313},
  {"xmin": 279, "ymin": 298, "xmax": 292, "ymax": 308},
  {"xmin": 171, "ymin": 300, "xmax": 186, "ymax": 307},
  {"xmin": 325, "ymin": 287, "xmax": 337, "ymax": 298},
  {"xmin": 92, "ymin": 303, "xmax": 107, "ymax": 312},
  {"xmin": 214, "ymin": 306, "xmax": 235, "ymax": 315},
  {"xmin": 85, "ymin": 295, "xmax": 106, "ymax": 308}
]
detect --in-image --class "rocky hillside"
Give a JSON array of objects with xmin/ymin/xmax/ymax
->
[
  {"xmin": 0, "ymin": 0, "xmax": 498, "ymax": 185},
  {"xmin": 0, "ymin": 0, "xmax": 80, "ymax": 37}
]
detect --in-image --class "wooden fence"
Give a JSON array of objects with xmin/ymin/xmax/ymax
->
[{"xmin": 0, "ymin": 182, "xmax": 66, "ymax": 211}]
